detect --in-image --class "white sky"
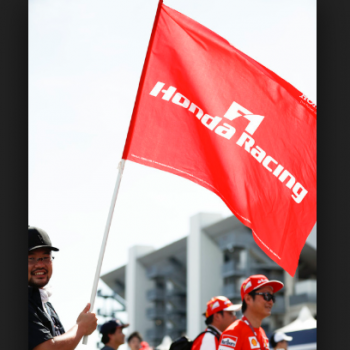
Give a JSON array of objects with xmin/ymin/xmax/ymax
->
[{"xmin": 29, "ymin": 1, "xmax": 316, "ymax": 349}]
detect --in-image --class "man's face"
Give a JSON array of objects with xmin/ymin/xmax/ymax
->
[
  {"xmin": 249, "ymin": 286, "xmax": 274, "ymax": 318},
  {"xmin": 28, "ymin": 248, "xmax": 53, "ymax": 288},
  {"xmin": 218, "ymin": 310, "xmax": 237, "ymax": 332},
  {"xmin": 275, "ymin": 340, "xmax": 288, "ymax": 350},
  {"xmin": 128, "ymin": 336, "xmax": 141, "ymax": 350},
  {"xmin": 110, "ymin": 327, "xmax": 125, "ymax": 347}
]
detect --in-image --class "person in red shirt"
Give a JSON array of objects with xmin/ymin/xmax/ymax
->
[
  {"xmin": 218, "ymin": 275, "xmax": 284, "ymax": 350},
  {"xmin": 192, "ymin": 296, "xmax": 242, "ymax": 350}
]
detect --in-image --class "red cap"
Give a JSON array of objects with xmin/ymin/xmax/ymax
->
[
  {"xmin": 240, "ymin": 275, "xmax": 284, "ymax": 300},
  {"xmin": 203, "ymin": 296, "xmax": 242, "ymax": 318}
]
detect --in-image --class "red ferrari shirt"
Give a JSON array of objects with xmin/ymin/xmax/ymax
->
[
  {"xmin": 218, "ymin": 319, "xmax": 269, "ymax": 350},
  {"xmin": 192, "ymin": 326, "xmax": 221, "ymax": 350}
]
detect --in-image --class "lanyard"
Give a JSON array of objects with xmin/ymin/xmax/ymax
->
[{"xmin": 241, "ymin": 316, "xmax": 267, "ymax": 350}]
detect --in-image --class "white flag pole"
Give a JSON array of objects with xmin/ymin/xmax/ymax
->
[
  {"xmin": 82, "ymin": 1, "xmax": 164, "ymax": 343},
  {"xmin": 82, "ymin": 159, "xmax": 126, "ymax": 345}
]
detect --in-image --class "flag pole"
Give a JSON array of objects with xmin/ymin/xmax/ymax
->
[
  {"xmin": 83, "ymin": 0, "xmax": 164, "ymax": 344},
  {"xmin": 82, "ymin": 159, "xmax": 125, "ymax": 345}
]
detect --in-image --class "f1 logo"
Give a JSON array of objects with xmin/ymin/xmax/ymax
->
[{"xmin": 223, "ymin": 101, "xmax": 264, "ymax": 135}]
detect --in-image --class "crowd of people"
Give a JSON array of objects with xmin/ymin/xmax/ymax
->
[{"xmin": 28, "ymin": 226, "xmax": 293, "ymax": 350}]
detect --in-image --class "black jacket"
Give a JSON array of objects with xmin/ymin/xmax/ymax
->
[{"xmin": 28, "ymin": 286, "xmax": 65, "ymax": 350}]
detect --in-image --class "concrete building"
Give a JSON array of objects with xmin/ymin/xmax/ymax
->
[{"xmin": 101, "ymin": 213, "xmax": 316, "ymax": 347}]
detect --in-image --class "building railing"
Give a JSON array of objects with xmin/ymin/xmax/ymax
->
[
  {"xmin": 146, "ymin": 328, "xmax": 165, "ymax": 340},
  {"xmin": 165, "ymin": 289, "xmax": 186, "ymax": 297},
  {"xmin": 271, "ymin": 295, "xmax": 285, "ymax": 314},
  {"xmin": 249, "ymin": 262, "xmax": 283, "ymax": 270},
  {"xmin": 147, "ymin": 289, "xmax": 165, "ymax": 301},
  {"xmin": 221, "ymin": 260, "xmax": 247, "ymax": 277},
  {"xmin": 295, "ymin": 280, "xmax": 316, "ymax": 295},
  {"xmin": 166, "ymin": 297, "xmax": 187, "ymax": 313},
  {"xmin": 167, "ymin": 275, "xmax": 187, "ymax": 292},
  {"xmin": 289, "ymin": 293, "xmax": 317, "ymax": 306},
  {"xmin": 222, "ymin": 284, "xmax": 241, "ymax": 299},
  {"xmin": 166, "ymin": 307, "xmax": 186, "ymax": 314},
  {"xmin": 146, "ymin": 265, "xmax": 187, "ymax": 293},
  {"xmin": 146, "ymin": 265, "xmax": 167, "ymax": 278},
  {"xmin": 166, "ymin": 319, "xmax": 187, "ymax": 332},
  {"xmin": 217, "ymin": 234, "xmax": 249, "ymax": 250},
  {"xmin": 167, "ymin": 314, "xmax": 187, "ymax": 328},
  {"xmin": 146, "ymin": 307, "xmax": 165, "ymax": 319},
  {"xmin": 147, "ymin": 265, "xmax": 185, "ymax": 279},
  {"xmin": 167, "ymin": 294, "xmax": 186, "ymax": 304}
]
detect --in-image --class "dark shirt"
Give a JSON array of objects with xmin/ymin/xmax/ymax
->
[
  {"xmin": 101, "ymin": 346, "xmax": 116, "ymax": 350},
  {"xmin": 28, "ymin": 286, "xmax": 65, "ymax": 350}
]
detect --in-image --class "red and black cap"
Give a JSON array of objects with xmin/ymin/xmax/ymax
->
[{"xmin": 28, "ymin": 225, "xmax": 59, "ymax": 252}]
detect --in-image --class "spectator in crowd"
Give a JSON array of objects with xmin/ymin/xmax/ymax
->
[
  {"xmin": 28, "ymin": 226, "xmax": 97, "ymax": 350},
  {"xmin": 127, "ymin": 331, "xmax": 143, "ymax": 350},
  {"xmin": 192, "ymin": 296, "xmax": 242, "ymax": 350},
  {"xmin": 269, "ymin": 332, "xmax": 293, "ymax": 350},
  {"xmin": 100, "ymin": 319, "xmax": 129, "ymax": 350},
  {"xmin": 218, "ymin": 275, "xmax": 284, "ymax": 350}
]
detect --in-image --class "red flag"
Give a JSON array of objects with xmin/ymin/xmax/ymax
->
[{"xmin": 122, "ymin": 1, "xmax": 316, "ymax": 276}]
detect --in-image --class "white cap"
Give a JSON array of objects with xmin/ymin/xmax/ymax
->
[{"xmin": 274, "ymin": 332, "xmax": 293, "ymax": 343}]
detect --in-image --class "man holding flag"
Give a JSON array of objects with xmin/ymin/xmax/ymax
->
[{"xmin": 28, "ymin": 226, "xmax": 98, "ymax": 350}]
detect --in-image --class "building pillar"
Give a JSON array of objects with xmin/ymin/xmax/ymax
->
[
  {"xmin": 126, "ymin": 245, "xmax": 155, "ymax": 337},
  {"xmin": 187, "ymin": 212, "xmax": 223, "ymax": 338}
]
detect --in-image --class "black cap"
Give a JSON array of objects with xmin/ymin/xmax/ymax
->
[
  {"xmin": 99, "ymin": 319, "xmax": 129, "ymax": 334},
  {"xmin": 28, "ymin": 226, "xmax": 59, "ymax": 252}
]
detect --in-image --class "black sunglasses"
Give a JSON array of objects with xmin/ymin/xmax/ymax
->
[{"xmin": 252, "ymin": 292, "xmax": 275, "ymax": 303}]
